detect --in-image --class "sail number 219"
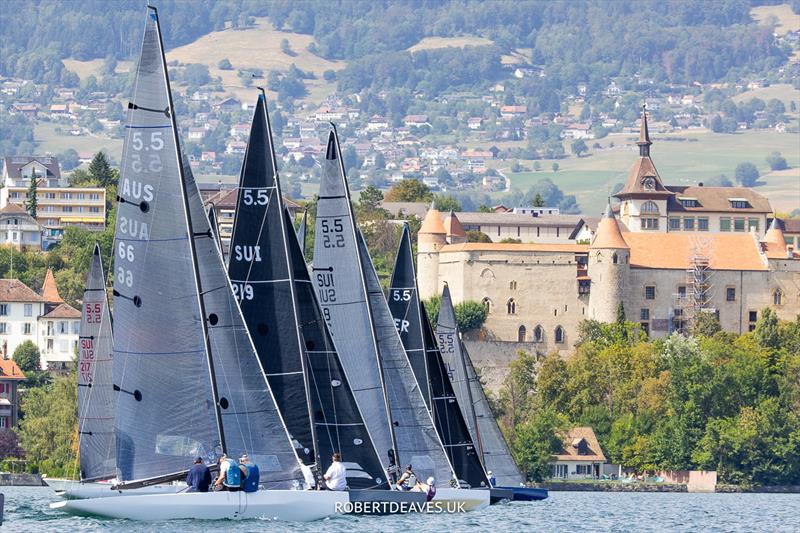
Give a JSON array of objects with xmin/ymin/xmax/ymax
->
[{"xmin": 321, "ymin": 218, "xmax": 345, "ymax": 248}]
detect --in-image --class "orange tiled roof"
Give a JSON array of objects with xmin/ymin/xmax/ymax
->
[
  {"xmin": 41, "ymin": 269, "xmax": 63, "ymax": 304},
  {"xmin": 444, "ymin": 211, "xmax": 466, "ymax": 237},
  {"xmin": 41, "ymin": 302, "xmax": 81, "ymax": 319},
  {"xmin": 591, "ymin": 204, "xmax": 629, "ymax": 249},
  {"xmin": 0, "ymin": 202, "xmax": 27, "ymax": 214},
  {"xmin": 625, "ymin": 232, "xmax": 768, "ymax": 271},
  {"xmin": 553, "ymin": 427, "xmax": 606, "ymax": 462},
  {"xmin": 615, "ymin": 156, "xmax": 671, "ymax": 198},
  {"xmin": 0, "ymin": 358, "xmax": 25, "ymax": 380},
  {"xmin": 0, "ymin": 279, "xmax": 45, "ymax": 302},
  {"xmin": 420, "ymin": 205, "xmax": 446, "ymax": 235},
  {"xmin": 440, "ymin": 242, "xmax": 589, "ymax": 253}
]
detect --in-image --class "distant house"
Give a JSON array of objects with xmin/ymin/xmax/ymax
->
[
  {"xmin": 212, "ymin": 97, "xmax": 241, "ymax": 113},
  {"xmin": 403, "ymin": 115, "xmax": 430, "ymax": 128},
  {"xmin": 49, "ymin": 104, "xmax": 70, "ymax": 118},
  {"xmin": 225, "ymin": 140, "xmax": 247, "ymax": 155},
  {"xmin": 9, "ymin": 103, "xmax": 38, "ymax": 118},
  {"xmin": 0, "ymin": 203, "xmax": 43, "ymax": 250},
  {"xmin": 366, "ymin": 115, "xmax": 390, "ymax": 132},
  {"xmin": 563, "ymin": 123, "xmax": 594, "ymax": 140},
  {"xmin": 188, "ymin": 127, "xmax": 207, "ymax": 140},
  {"xmin": 0, "ymin": 358, "xmax": 25, "ymax": 428},
  {"xmin": 550, "ymin": 427, "xmax": 607, "ymax": 480},
  {"xmin": 499, "ymin": 105, "xmax": 527, "ymax": 119},
  {"xmin": 468, "ymin": 117, "xmax": 483, "ymax": 130},
  {"xmin": 229, "ymin": 123, "xmax": 250, "ymax": 139}
]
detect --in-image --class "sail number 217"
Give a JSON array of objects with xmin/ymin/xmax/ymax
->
[{"xmin": 321, "ymin": 218, "xmax": 345, "ymax": 248}]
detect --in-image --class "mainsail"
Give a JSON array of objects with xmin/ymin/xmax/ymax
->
[
  {"xmin": 388, "ymin": 226, "xmax": 490, "ymax": 489},
  {"xmin": 227, "ymin": 93, "xmax": 315, "ymax": 467},
  {"xmin": 436, "ymin": 284, "xmax": 525, "ymax": 487},
  {"xmin": 77, "ymin": 243, "xmax": 116, "ymax": 482},
  {"xmin": 112, "ymin": 8, "xmax": 302, "ymax": 489}
]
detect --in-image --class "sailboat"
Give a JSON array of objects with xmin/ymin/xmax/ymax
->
[
  {"xmin": 51, "ymin": 7, "xmax": 346, "ymax": 520},
  {"xmin": 436, "ymin": 285, "xmax": 547, "ymax": 502},
  {"xmin": 312, "ymin": 128, "xmax": 489, "ymax": 511},
  {"xmin": 388, "ymin": 226, "xmax": 513, "ymax": 503},
  {"xmin": 226, "ymin": 91, "xmax": 422, "ymax": 510}
]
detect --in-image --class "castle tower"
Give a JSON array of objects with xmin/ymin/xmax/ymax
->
[
  {"xmin": 417, "ymin": 203, "xmax": 447, "ymax": 299},
  {"xmin": 761, "ymin": 217, "xmax": 789, "ymax": 258},
  {"xmin": 443, "ymin": 210, "xmax": 467, "ymax": 244},
  {"xmin": 614, "ymin": 105, "xmax": 672, "ymax": 232},
  {"xmin": 587, "ymin": 201, "xmax": 630, "ymax": 323}
]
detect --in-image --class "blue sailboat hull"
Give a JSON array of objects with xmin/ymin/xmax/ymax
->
[{"xmin": 498, "ymin": 486, "xmax": 549, "ymax": 501}]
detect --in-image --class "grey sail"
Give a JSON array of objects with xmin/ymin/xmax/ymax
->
[
  {"xmin": 436, "ymin": 285, "xmax": 525, "ymax": 487},
  {"xmin": 77, "ymin": 243, "xmax": 116, "ymax": 482},
  {"xmin": 296, "ymin": 208, "xmax": 307, "ymax": 256},
  {"xmin": 113, "ymin": 8, "xmax": 303, "ymax": 488},
  {"xmin": 312, "ymin": 131, "xmax": 396, "ymax": 476},
  {"xmin": 112, "ymin": 9, "xmax": 219, "ymax": 482},
  {"xmin": 358, "ymin": 230, "xmax": 458, "ymax": 485}
]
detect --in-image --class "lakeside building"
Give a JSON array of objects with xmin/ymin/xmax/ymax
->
[
  {"xmin": 0, "ymin": 156, "xmax": 106, "ymax": 246},
  {"xmin": 0, "ymin": 270, "xmax": 80, "ymax": 371},
  {"xmin": 550, "ymin": 427, "xmax": 607, "ymax": 480},
  {"xmin": 0, "ymin": 203, "xmax": 43, "ymax": 249},
  {"xmin": 417, "ymin": 115, "xmax": 800, "ymax": 353},
  {"xmin": 0, "ymin": 358, "xmax": 25, "ymax": 428}
]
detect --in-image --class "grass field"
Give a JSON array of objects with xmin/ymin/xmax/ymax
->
[
  {"xmin": 34, "ymin": 122, "xmax": 122, "ymax": 162},
  {"xmin": 732, "ymin": 83, "xmax": 800, "ymax": 108},
  {"xmin": 751, "ymin": 4, "xmax": 800, "ymax": 35},
  {"xmin": 165, "ymin": 17, "xmax": 341, "ymax": 105},
  {"xmin": 407, "ymin": 36, "xmax": 494, "ymax": 53},
  {"xmin": 498, "ymin": 130, "xmax": 800, "ymax": 215},
  {"xmin": 62, "ymin": 59, "xmax": 133, "ymax": 81}
]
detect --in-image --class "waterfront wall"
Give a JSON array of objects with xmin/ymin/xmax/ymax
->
[{"xmin": 0, "ymin": 473, "xmax": 46, "ymax": 486}]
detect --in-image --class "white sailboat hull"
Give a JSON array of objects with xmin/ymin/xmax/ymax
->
[
  {"xmin": 433, "ymin": 487, "xmax": 490, "ymax": 511},
  {"xmin": 61, "ymin": 482, "xmax": 181, "ymax": 499},
  {"xmin": 50, "ymin": 489, "xmax": 348, "ymax": 521}
]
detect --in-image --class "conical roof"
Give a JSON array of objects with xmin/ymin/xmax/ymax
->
[
  {"xmin": 590, "ymin": 202, "xmax": 628, "ymax": 249},
  {"xmin": 443, "ymin": 210, "xmax": 466, "ymax": 238},
  {"xmin": 41, "ymin": 268, "xmax": 64, "ymax": 304},
  {"xmin": 763, "ymin": 217, "xmax": 785, "ymax": 245},
  {"xmin": 420, "ymin": 202, "xmax": 446, "ymax": 235}
]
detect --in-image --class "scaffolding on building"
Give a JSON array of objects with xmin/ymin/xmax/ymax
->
[{"xmin": 672, "ymin": 238, "xmax": 714, "ymax": 334}]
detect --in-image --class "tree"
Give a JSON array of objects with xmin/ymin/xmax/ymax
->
[
  {"xmin": 734, "ymin": 162, "xmax": 759, "ymax": 187},
  {"xmin": 217, "ymin": 58, "xmax": 233, "ymax": 70},
  {"xmin": 13, "ymin": 340, "xmax": 40, "ymax": 373},
  {"xmin": 88, "ymin": 151, "xmax": 116, "ymax": 187},
  {"xmin": 570, "ymin": 139, "xmax": 588, "ymax": 157},
  {"xmin": 323, "ymin": 70, "xmax": 336, "ymax": 82},
  {"xmin": 0, "ymin": 429, "xmax": 23, "ymax": 460},
  {"xmin": 59, "ymin": 149, "xmax": 80, "ymax": 171},
  {"xmin": 358, "ymin": 185, "xmax": 384, "ymax": 212},
  {"xmin": 533, "ymin": 161, "xmax": 541, "ymax": 172},
  {"xmin": 466, "ymin": 230, "xmax": 492, "ymax": 243},
  {"xmin": 691, "ymin": 311, "xmax": 722, "ymax": 337},
  {"xmin": 454, "ymin": 300, "xmax": 488, "ymax": 332},
  {"xmin": 551, "ymin": 162, "xmax": 559, "ymax": 173},
  {"xmin": 754, "ymin": 308, "xmax": 779, "ymax": 350},
  {"xmin": 27, "ymin": 170, "xmax": 38, "ymax": 218},
  {"xmin": 499, "ymin": 350, "xmax": 538, "ymax": 432},
  {"xmin": 532, "ymin": 193, "xmax": 545, "ymax": 207},
  {"xmin": 384, "ymin": 179, "xmax": 432, "ymax": 202},
  {"xmin": 765, "ymin": 152, "xmax": 788, "ymax": 171},
  {"xmin": 433, "ymin": 194, "xmax": 461, "ymax": 212},
  {"xmin": 280, "ymin": 38, "xmax": 296, "ymax": 56},
  {"xmin": 513, "ymin": 408, "xmax": 567, "ymax": 481}
]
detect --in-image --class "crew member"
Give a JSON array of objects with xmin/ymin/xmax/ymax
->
[
  {"xmin": 323, "ymin": 452, "xmax": 347, "ymax": 491},
  {"xmin": 413, "ymin": 476, "xmax": 437, "ymax": 502},
  {"xmin": 186, "ymin": 457, "xmax": 211, "ymax": 493},
  {"xmin": 214, "ymin": 454, "xmax": 242, "ymax": 492},
  {"xmin": 239, "ymin": 454, "xmax": 260, "ymax": 493}
]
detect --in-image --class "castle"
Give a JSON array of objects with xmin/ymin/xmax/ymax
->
[{"xmin": 418, "ymin": 110, "xmax": 799, "ymax": 353}]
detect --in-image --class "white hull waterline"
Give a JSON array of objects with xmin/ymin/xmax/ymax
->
[
  {"xmin": 51, "ymin": 489, "xmax": 348, "ymax": 521},
  {"xmin": 434, "ymin": 487, "xmax": 491, "ymax": 511},
  {"xmin": 61, "ymin": 482, "xmax": 181, "ymax": 499}
]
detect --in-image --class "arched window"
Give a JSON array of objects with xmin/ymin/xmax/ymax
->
[
  {"xmin": 509, "ymin": 280, "xmax": 517, "ymax": 290},
  {"xmin": 533, "ymin": 325, "xmax": 543, "ymax": 343},
  {"xmin": 554, "ymin": 326, "xmax": 564, "ymax": 344},
  {"xmin": 773, "ymin": 289, "xmax": 783, "ymax": 306},
  {"xmin": 480, "ymin": 268, "xmax": 495, "ymax": 280},
  {"xmin": 641, "ymin": 201, "xmax": 659, "ymax": 214},
  {"xmin": 482, "ymin": 297, "xmax": 492, "ymax": 313},
  {"xmin": 517, "ymin": 325, "xmax": 526, "ymax": 342},
  {"xmin": 507, "ymin": 298, "xmax": 516, "ymax": 315},
  {"xmin": 612, "ymin": 252, "xmax": 618, "ymax": 264}
]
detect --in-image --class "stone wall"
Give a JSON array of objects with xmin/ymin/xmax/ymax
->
[
  {"xmin": 463, "ymin": 339, "xmax": 535, "ymax": 393},
  {"xmin": 0, "ymin": 473, "xmax": 46, "ymax": 486}
]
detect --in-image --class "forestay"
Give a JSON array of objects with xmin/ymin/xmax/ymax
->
[
  {"xmin": 77, "ymin": 243, "xmax": 116, "ymax": 482},
  {"xmin": 436, "ymin": 285, "xmax": 525, "ymax": 487},
  {"xmin": 388, "ymin": 226, "xmax": 489, "ymax": 489}
]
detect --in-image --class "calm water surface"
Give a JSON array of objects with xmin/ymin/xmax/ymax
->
[{"xmin": 2, "ymin": 486, "xmax": 799, "ymax": 532}]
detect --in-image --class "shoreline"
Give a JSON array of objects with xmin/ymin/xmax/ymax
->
[
  {"xmin": 0, "ymin": 473, "xmax": 47, "ymax": 486},
  {"xmin": 533, "ymin": 482, "xmax": 800, "ymax": 494}
]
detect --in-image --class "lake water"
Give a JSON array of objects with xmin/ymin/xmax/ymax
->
[{"xmin": 3, "ymin": 486, "xmax": 799, "ymax": 532}]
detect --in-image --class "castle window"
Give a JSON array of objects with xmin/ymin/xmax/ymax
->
[
  {"xmin": 748, "ymin": 218, "xmax": 759, "ymax": 232},
  {"xmin": 612, "ymin": 252, "xmax": 618, "ymax": 264},
  {"xmin": 554, "ymin": 326, "xmax": 564, "ymax": 344},
  {"xmin": 698, "ymin": 218, "xmax": 709, "ymax": 231},
  {"xmin": 748, "ymin": 311, "xmax": 757, "ymax": 331},
  {"xmin": 578, "ymin": 279, "xmax": 590, "ymax": 295},
  {"xmin": 728, "ymin": 198, "xmax": 750, "ymax": 209},
  {"xmin": 773, "ymin": 289, "xmax": 783, "ymax": 306},
  {"xmin": 679, "ymin": 197, "xmax": 698, "ymax": 208},
  {"xmin": 640, "ymin": 308, "xmax": 650, "ymax": 320},
  {"xmin": 683, "ymin": 217, "xmax": 695, "ymax": 230},
  {"xmin": 518, "ymin": 326, "xmax": 526, "ymax": 342},
  {"xmin": 669, "ymin": 217, "xmax": 680, "ymax": 230},
  {"xmin": 726, "ymin": 287, "xmax": 736, "ymax": 302},
  {"xmin": 641, "ymin": 201, "xmax": 659, "ymax": 214},
  {"xmin": 534, "ymin": 325, "xmax": 543, "ymax": 343},
  {"xmin": 645, "ymin": 286, "xmax": 656, "ymax": 300},
  {"xmin": 720, "ymin": 218, "xmax": 731, "ymax": 232},
  {"xmin": 641, "ymin": 322, "xmax": 650, "ymax": 336},
  {"xmin": 507, "ymin": 299, "xmax": 516, "ymax": 315},
  {"xmin": 482, "ymin": 297, "xmax": 492, "ymax": 313},
  {"xmin": 677, "ymin": 285, "xmax": 687, "ymax": 301},
  {"xmin": 509, "ymin": 280, "xmax": 517, "ymax": 290},
  {"xmin": 640, "ymin": 217, "xmax": 659, "ymax": 230},
  {"xmin": 734, "ymin": 218, "xmax": 745, "ymax": 232}
]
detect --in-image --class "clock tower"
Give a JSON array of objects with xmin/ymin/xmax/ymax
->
[{"xmin": 613, "ymin": 105, "xmax": 672, "ymax": 232}]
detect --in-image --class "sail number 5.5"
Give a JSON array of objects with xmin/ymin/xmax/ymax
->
[
  {"xmin": 321, "ymin": 218, "xmax": 345, "ymax": 248},
  {"xmin": 130, "ymin": 131, "xmax": 164, "ymax": 173}
]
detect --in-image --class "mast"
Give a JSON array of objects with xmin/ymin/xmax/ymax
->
[
  {"xmin": 259, "ymin": 87, "xmax": 320, "ymax": 469},
  {"xmin": 149, "ymin": 5, "xmax": 226, "ymax": 453},
  {"xmin": 327, "ymin": 125, "xmax": 400, "ymax": 473},
  {"xmin": 407, "ymin": 224, "xmax": 434, "ymax": 409}
]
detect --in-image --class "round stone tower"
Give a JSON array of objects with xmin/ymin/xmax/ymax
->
[
  {"xmin": 417, "ymin": 203, "xmax": 447, "ymax": 299},
  {"xmin": 587, "ymin": 201, "xmax": 630, "ymax": 323}
]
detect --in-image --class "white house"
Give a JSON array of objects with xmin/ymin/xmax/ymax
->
[
  {"xmin": 0, "ymin": 203, "xmax": 42, "ymax": 249},
  {"xmin": 550, "ymin": 427, "xmax": 607, "ymax": 480}
]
